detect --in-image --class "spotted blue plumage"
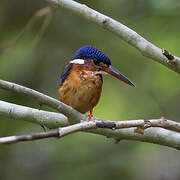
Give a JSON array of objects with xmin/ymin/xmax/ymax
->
[{"xmin": 73, "ymin": 45, "xmax": 111, "ymax": 65}]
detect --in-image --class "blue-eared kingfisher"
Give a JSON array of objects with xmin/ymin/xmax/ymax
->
[{"xmin": 58, "ymin": 45, "xmax": 135, "ymax": 121}]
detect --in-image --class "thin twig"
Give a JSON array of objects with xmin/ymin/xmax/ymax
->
[
  {"xmin": 0, "ymin": 131, "xmax": 60, "ymax": 144},
  {"xmin": 0, "ymin": 6, "xmax": 55, "ymax": 55},
  {"xmin": 0, "ymin": 121, "xmax": 104, "ymax": 144},
  {"xmin": 32, "ymin": 7, "xmax": 54, "ymax": 47}
]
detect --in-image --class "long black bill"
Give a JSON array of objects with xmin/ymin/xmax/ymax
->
[{"xmin": 104, "ymin": 65, "xmax": 136, "ymax": 87}]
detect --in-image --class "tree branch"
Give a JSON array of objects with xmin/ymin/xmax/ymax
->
[
  {"xmin": 0, "ymin": 100, "xmax": 68, "ymax": 129},
  {"xmin": 46, "ymin": 0, "xmax": 180, "ymax": 74},
  {"xmin": 0, "ymin": 99, "xmax": 180, "ymax": 150},
  {"xmin": 115, "ymin": 119, "xmax": 180, "ymax": 133},
  {"xmin": 0, "ymin": 122, "xmax": 97, "ymax": 144}
]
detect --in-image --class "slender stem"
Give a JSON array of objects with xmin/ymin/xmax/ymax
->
[
  {"xmin": 0, "ymin": 6, "xmax": 55, "ymax": 55},
  {"xmin": 0, "ymin": 122, "xmax": 96, "ymax": 144}
]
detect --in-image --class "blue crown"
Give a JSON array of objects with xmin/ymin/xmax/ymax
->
[{"xmin": 73, "ymin": 45, "xmax": 111, "ymax": 65}]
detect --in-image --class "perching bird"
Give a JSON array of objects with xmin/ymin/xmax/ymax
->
[{"xmin": 58, "ymin": 45, "xmax": 135, "ymax": 121}]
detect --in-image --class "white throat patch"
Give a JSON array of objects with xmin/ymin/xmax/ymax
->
[
  {"xmin": 70, "ymin": 59, "xmax": 85, "ymax": 65},
  {"xmin": 95, "ymin": 71, "xmax": 108, "ymax": 75}
]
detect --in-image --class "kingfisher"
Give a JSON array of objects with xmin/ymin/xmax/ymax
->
[{"xmin": 58, "ymin": 45, "xmax": 135, "ymax": 122}]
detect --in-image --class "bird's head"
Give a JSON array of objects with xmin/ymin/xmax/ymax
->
[{"xmin": 71, "ymin": 45, "xmax": 135, "ymax": 87}]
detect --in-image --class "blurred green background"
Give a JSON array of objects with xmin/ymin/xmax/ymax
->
[{"xmin": 0, "ymin": 0, "xmax": 180, "ymax": 179}]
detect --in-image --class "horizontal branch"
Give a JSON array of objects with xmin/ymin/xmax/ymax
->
[
  {"xmin": 0, "ymin": 121, "xmax": 97, "ymax": 144},
  {"xmin": 0, "ymin": 100, "xmax": 68, "ymax": 129},
  {"xmin": 88, "ymin": 127, "xmax": 180, "ymax": 150},
  {"xmin": 115, "ymin": 119, "xmax": 180, "ymax": 133},
  {"xmin": 0, "ymin": 100, "xmax": 180, "ymax": 150},
  {"xmin": 47, "ymin": 0, "xmax": 180, "ymax": 74},
  {"xmin": 0, "ymin": 131, "xmax": 60, "ymax": 144}
]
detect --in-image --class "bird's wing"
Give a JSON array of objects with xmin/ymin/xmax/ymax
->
[{"xmin": 59, "ymin": 63, "xmax": 73, "ymax": 86}]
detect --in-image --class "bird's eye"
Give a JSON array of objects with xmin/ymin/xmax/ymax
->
[
  {"xmin": 93, "ymin": 59, "xmax": 99, "ymax": 65},
  {"xmin": 89, "ymin": 50, "xmax": 94, "ymax": 55},
  {"xmin": 99, "ymin": 62, "xmax": 108, "ymax": 67}
]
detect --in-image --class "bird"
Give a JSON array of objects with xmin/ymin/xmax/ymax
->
[{"xmin": 58, "ymin": 45, "xmax": 135, "ymax": 122}]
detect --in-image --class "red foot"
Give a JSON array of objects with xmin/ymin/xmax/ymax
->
[
  {"xmin": 67, "ymin": 117, "xmax": 70, "ymax": 124},
  {"xmin": 88, "ymin": 108, "xmax": 93, "ymax": 121}
]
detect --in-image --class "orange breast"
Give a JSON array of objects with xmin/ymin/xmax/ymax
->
[{"xmin": 58, "ymin": 65, "xmax": 103, "ymax": 113}]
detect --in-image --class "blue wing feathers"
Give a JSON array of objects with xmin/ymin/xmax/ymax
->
[{"xmin": 60, "ymin": 63, "xmax": 73, "ymax": 86}]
